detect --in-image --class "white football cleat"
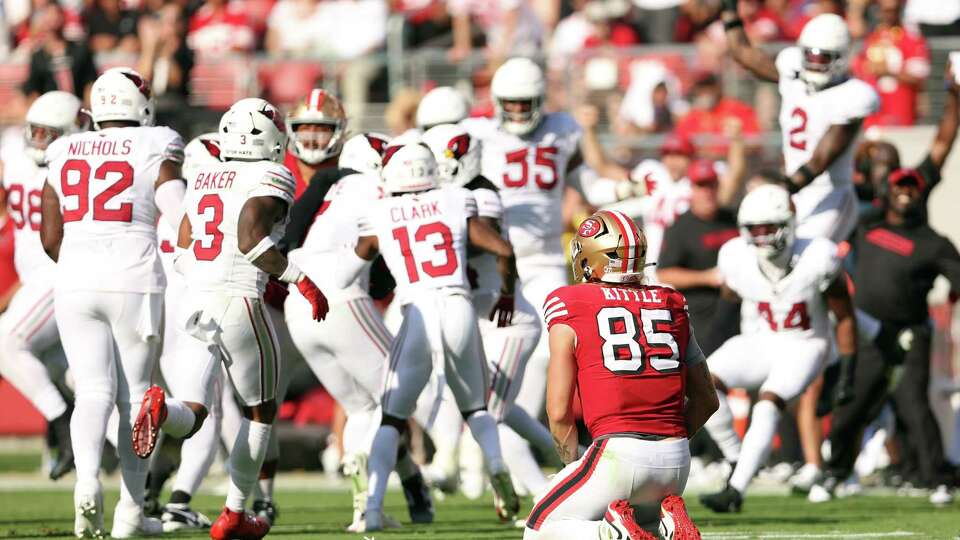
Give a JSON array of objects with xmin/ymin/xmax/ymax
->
[
  {"xmin": 808, "ymin": 483, "xmax": 832, "ymax": 503},
  {"xmin": 74, "ymin": 483, "xmax": 106, "ymax": 539},
  {"xmin": 929, "ymin": 485, "xmax": 953, "ymax": 506},
  {"xmin": 356, "ymin": 510, "xmax": 401, "ymax": 532},
  {"xmin": 110, "ymin": 502, "xmax": 162, "ymax": 538},
  {"xmin": 789, "ymin": 463, "xmax": 822, "ymax": 492}
]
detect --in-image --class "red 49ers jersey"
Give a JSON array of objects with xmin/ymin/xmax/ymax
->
[{"xmin": 544, "ymin": 282, "xmax": 704, "ymax": 438}]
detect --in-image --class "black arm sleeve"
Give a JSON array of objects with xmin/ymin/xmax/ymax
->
[
  {"xmin": 368, "ymin": 255, "xmax": 396, "ymax": 300},
  {"xmin": 935, "ymin": 236, "xmax": 960, "ymax": 297},
  {"xmin": 278, "ymin": 167, "xmax": 356, "ymax": 253},
  {"xmin": 916, "ymin": 154, "xmax": 942, "ymax": 204}
]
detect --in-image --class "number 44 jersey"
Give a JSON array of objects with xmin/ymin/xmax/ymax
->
[
  {"xmin": 182, "ymin": 160, "xmax": 296, "ymax": 297},
  {"xmin": 544, "ymin": 283, "xmax": 705, "ymax": 439},
  {"xmin": 45, "ymin": 126, "xmax": 184, "ymax": 293}
]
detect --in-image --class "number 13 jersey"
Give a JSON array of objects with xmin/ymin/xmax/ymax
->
[
  {"xmin": 45, "ymin": 126, "xmax": 184, "ymax": 293},
  {"xmin": 182, "ymin": 160, "xmax": 296, "ymax": 297},
  {"xmin": 358, "ymin": 185, "xmax": 476, "ymax": 304},
  {"xmin": 544, "ymin": 283, "xmax": 704, "ymax": 439}
]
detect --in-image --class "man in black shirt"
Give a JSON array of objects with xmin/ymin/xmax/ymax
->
[
  {"xmin": 812, "ymin": 169, "xmax": 960, "ymax": 505},
  {"xmin": 657, "ymin": 159, "xmax": 739, "ymax": 355},
  {"xmin": 22, "ymin": 2, "xmax": 98, "ymax": 101}
]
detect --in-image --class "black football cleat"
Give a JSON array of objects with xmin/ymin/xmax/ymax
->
[
  {"xmin": 402, "ymin": 472, "xmax": 435, "ymax": 524},
  {"xmin": 699, "ymin": 485, "xmax": 743, "ymax": 513}
]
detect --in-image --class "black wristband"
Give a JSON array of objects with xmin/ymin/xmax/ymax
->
[
  {"xmin": 792, "ymin": 165, "xmax": 816, "ymax": 192},
  {"xmin": 723, "ymin": 18, "xmax": 744, "ymax": 31}
]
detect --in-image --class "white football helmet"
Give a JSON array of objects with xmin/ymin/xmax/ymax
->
[
  {"xmin": 416, "ymin": 86, "xmax": 470, "ymax": 130},
  {"xmin": 381, "ymin": 143, "xmax": 438, "ymax": 194},
  {"xmin": 219, "ymin": 98, "xmax": 287, "ymax": 163},
  {"xmin": 182, "ymin": 132, "xmax": 221, "ymax": 181},
  {"xmin": 738, "ymin": 184, "xmax": 796, "ymax": 259},
  {"xmin": 24, "ymin": 90, "xmax": 86, "ymax": 164},
  {"xmin": 422, "ymin": 123, "xmax": 481, "ymax": 186},
  {"xmin": 797, "ymin": 14, "xmax": 850, "ymax": 91},
  {"xmin": 338, "ymin": 132, "xmax": 390, "ymax": 176},
  {"xmin": 491, "ymin": 57, "xmax": 545, "ymax": 136},
  {"xmin": 286, "ymin": 88, "xmax": 347, "ymax": 165},
  {"xmin": 90, "ymin": 67, "xmax": 155, "ymax": 127}
]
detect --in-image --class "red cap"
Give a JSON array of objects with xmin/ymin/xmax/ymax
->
[
  {"xmin": 888, "ymin": 168, "xmax": 926, "ymax": 192},
  {"xmin": 687, "ymin": 159, "xmax": 718, "ymax": 184},
  {"xmin": 660, "ymin": 133, "xmax": 695, "ymax": 157}
]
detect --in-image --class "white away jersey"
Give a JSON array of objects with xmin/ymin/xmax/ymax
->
[
  {"xmin": 45, "ymin": 126, "xmax": 185, "ymax": 293},
  {"xmin": 183, "ymin": 160, "xmax": 296, "ymax": 297},
  {"xmin": 290, "ymin": 172, "xmax": 385, "ymax": 304},
  {"xmin": 718, "ymin": 236, "xmax": 841, "ymax": 338},
  {"xmin": 776, "ymin": 47, "xmax": 879, "ymax": 190},
  {"xmin": 463, "ymin": 112, "xmax": 582, "ymax": 261},
  {"xmin": 359, "ymin": 185, "xmax": 476, "ymax": 304},
  {"xmin": 1, "ymin": 138, "xmax": 55, "ymax": 282}
]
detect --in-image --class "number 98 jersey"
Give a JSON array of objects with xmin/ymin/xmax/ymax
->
[
  {"xmin": 358, "ymin": 185, "xmax": 475, "ymax": 304},
  {"xmin": 544, "ymin": 282, "xmax": 704, "ymax": 439},
  {"xmin": 182, "ymin": 160, "xmax": 296, "ymax": 297},
  {"xmin": 45, "ymin": 126, "xmax": 184, "ymax": 293}
]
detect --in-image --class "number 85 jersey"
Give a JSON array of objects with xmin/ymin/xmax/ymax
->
[
  {"xmin": 182, "ymin": 160, "xmax": 295, "ymax": 297},
  {"xmin": 544, "ymin": 282, "xmax": 705, "ymax": 439}
]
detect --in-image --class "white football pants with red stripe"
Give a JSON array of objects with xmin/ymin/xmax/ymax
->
[
  {"xmin": 524, "ymin": 437, "xmax": 690, "ymax": 539},
  {"xmin": 286, "ymin": 291, "xmax": 388, "ymax": 456},
  {"xmin": 0, "ymin": 281, "xmax": 68, "ymax": 420}
]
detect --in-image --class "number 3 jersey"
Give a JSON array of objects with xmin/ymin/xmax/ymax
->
[
  {"xmin": 45, "ymin": 126, "xmax": 184, "ymax": 293},
  {"xmin": 718, "ymin": 236, "xmax": 841, "ymax": 339},
  {"xmin": 358, "ymin": 185, "xmax": 476, "ymax": 305},
  {"xmin": 463, "ymin": 112, "xmax": 581, "ymax": 263},
  {"xmin": 182, "ymin": 160, "xmax": 296, "ymax": 297},
  {"xmin": 543, "ymin": 283, "xmax": 705, "ymax": 439},
  {"xmin": 0, "ymin": 137, "xmax": 55, "ymax": 283}
]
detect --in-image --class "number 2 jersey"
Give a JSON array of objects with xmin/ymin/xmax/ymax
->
[
  {"xmin": 45, "ymin": 126, "xmax": 184, "ymax": 293},
  {"xmin": 0, "ymin": 136, "xmax": 55, "ymax": 283},
  {"xmin": 718, "ymin": 236, "xmax": 841, "ymax": 339},
  {"xmin": 463, "ymin": 112, "xmax": 581, "ymax": 263},
  {"xmin": 544, "ymin": 283, "xmax": 705, "ymax": 439},
  {"xmin": 358, "ymin": 185, "xmax": 475, "ymax": 305},
  {"xmin": 182, "ymin": 160, "xmax": 296, "ymax": 298}
]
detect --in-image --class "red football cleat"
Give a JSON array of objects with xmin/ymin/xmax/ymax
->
[
  {"xmin": 132, "ymin": 385, "xmax": 167, "ymax": 459},
  {"xmin": 660, "ymin": 495, "xmax": 702, "ymax": 540},
  {"xmin": 604, "ymin": 500, "xmax": 657, "ymax": 540},
  {"xmin": 210, "ymin": 507, "xmax": 270, "ymax": 540}
]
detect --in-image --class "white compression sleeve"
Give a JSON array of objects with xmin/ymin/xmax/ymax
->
[{"xmin": 154, "ymin": 180, "xmax": 187, "ymax": 231}]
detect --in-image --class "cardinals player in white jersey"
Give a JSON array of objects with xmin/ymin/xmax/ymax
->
[
  {"xmin": 720, "ymin": 6, "xmax": 878, "ymax": 241},
  {"xmin": 0, "ymin": 91, "xmax": 86, "ymax": 481},
  {"xmin": 130, "ymin": 98, "xmax": 329, "ymax": 540},
  {"xmin": 462, "ymin": 57, "xmax": 628, "ymax": 483},
  {"xmin": 336, "ymin": 143, "xmax": 521, "ymax": 531},
  {"xmin": 422, "ymin": 124, "xmax": 556, "ymax": 496},
  {"xmin": 39, "ymin": 68, "xmax": 187, "ymax": 538},
  {"xmin": 698, "ymin": 185, "xmax": 857, "ymax": 513},
  {"xmin": 284, "ymin": 132, "xmax": 403, "ymax": 531}
]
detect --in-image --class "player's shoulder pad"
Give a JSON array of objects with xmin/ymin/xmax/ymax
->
[
  {"xmin": 465, "ymin": 175, "xmax": 499, "ymax": 193},
  {"xmin": 775, "ymin": 46, "xmax": 803, "ymax": 80},
  {"xmin": 148, "ymin": 126, "xmax": 186, "ymax": 163},
  {"xmin": 544, "ymin": 111, "xmax": 583, "ymax": 137},
  {"xmin": 45, "ymin": 134, "xmax": 72, "ymax": 162},
  {"xmin": 253, "ymin": 161, "xmax": 297, "ymax": 202},
  {"xmin": 801, "ymin": 236, "xmax": 841, "ymax": 269},
  {"xmin": 649, "ymin": 284, "xmax": 688, "ymax": 309},
  {"xmin": 839, "ymin": 77, "xmax": 880, "ymax": 114},
  {"xmin": 460, "ymin": 116, "xmax": 496, "ymax": 139},
  {"xmin": 717, "ymin": 235, "xmax": 746, "ymax": 264},
  {"xmin": 543, "ymin": 285, "xmax": 578, "ymax": 326}
]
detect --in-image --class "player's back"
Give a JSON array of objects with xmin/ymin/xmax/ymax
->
[
  {"xmin": 183, "ymin": 159, "xmax": 295, "ymax": 297},
  {"xmin": 362, "ymin": 185, "xmax": 474, "ymax": 304},
  {"xmin": 1, "ymin": 143, "xmax": 54, "ymax": 282},
  {"xmin": 544, "ymin": 282, "xmax": 693, "ymax": 438},
  {"xmin": 463, "ymin": 112, "xmax": 581, "ymax": 260},
  {"xmin": 45, "ymin": 126, "xmax": 184, "ymax": 293}
]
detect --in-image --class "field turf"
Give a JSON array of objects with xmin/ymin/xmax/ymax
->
[{"xmin": 0, "ymin": 486, "xmax": 958, "ymax": 539}]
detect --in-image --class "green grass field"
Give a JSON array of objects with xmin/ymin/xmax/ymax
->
[{"xmin": 1, "ymin": 487, "xmax": 958, "ymax": 539}]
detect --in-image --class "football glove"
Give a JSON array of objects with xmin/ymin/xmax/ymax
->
[
  {"xmin": 489, "ymin": 294, "xmax": 515, "ymax": 328},
  {"xmin": 297, "ymin": 276, "xmax": 329, "ymax": 321},
  {"xmin": 833, "ymin": 353, "xmax": 856, "ymax": 407}
]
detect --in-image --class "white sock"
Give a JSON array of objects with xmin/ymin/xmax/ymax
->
[
  {"xmin": 499, "ymin": 425, "xmax": 547, "ymax": 495},
  {"xmin": 225, "ymin": 419, "xmax": 272, "ymax": 512},
  {"xmin": 171, "ymin": 410, "xmax": 219, "ymax": 496},
  {"xmin": 219, "ymin": 388, "xmax": 243, "ymax": 452},
  {"xmin": 257, "ymin": 476, "xmax": 274, "ymax": 501},
  {"xmin": 428, "ymin": 399, "xmax": 464, "ymax": 475},
  {"xmin": 117, "ymin": 401, "xmax": 148, "ymax": 506},
  {"xmin": 705, "ymin": 390, "xmax": 741, "ymax": 462},
  {"xmin": 163, "ymin": 399, "xmax": 197, "ymax": 438},
  {"xmin": 71, "ymin": 393, "xmax": 112, "ymax": 486},
  {"xmin": 465, "ymin": 410, "xmax": 506, "ymax": 475},
  {"xmin": 729, "ymin": 400, "xmax": 781, "ymax": 493},
  {"xmin": 342, "ymin": 408, "xmax": 378, "ymax": 457},
  {"xmin": 504, "ymin": 404, "xmax": 554, "ymax": 455},
  {"xmin": 366, "ymin": 425, "xmax": 400, "ymax": 514}
]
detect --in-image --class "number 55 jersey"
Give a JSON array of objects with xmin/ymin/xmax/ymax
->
[{"xmin": 543, "ymin": 283, "xmax": 705, "ymax": 439}]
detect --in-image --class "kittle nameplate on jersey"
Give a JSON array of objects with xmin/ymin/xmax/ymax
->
[
  {"xmin": 390, "ymin": 201, "xmax": 441, "ymax": 222},
  {"xmin": 602, "ymin": 286, "xmax": 663, "ymax": 304}
]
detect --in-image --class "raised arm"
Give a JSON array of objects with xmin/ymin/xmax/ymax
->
[
  {"xmin": 788, "ymin": 121, "xmax": 862, "ymax": 193},
  {"xmin": 720, "ymin": 1, "xmax": 779, "ymax": 83},
  {"xmin": 928, "ymin": 63, "xmax": 960, "ymax": 173},
  {"xmin": 545, "ymin": 323, "xmax": 580, "ymax": 465}
]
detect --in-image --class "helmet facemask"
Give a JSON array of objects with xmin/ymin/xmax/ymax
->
[
  {"xmin": 496, "ymin": 96, "xmax": 543, "ymax": 136},
  {"xmin": 801, "ymin": 47, "xmax": 846, "ymax": 91},
  {"xmin": 742, "ymin": 220, "xmax": 795, "ymax": 261},
  {"xmin": 289, "ymin": 121, "xmax": 343, "ymax": 165}
]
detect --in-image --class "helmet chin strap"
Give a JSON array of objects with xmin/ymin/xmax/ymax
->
[{"xmin": 757, "ymin": 246, "xmax": 792, "ymax": 281}]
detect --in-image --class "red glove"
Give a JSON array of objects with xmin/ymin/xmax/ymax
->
[
  {"xmin": 297, "ymin": 276, "xmax": 329, "ymax": 321},
  {"xmin": 263, "ymin": 277, "xmax": 289, "ymax": 310},
  {"xmin": 488, "ymin": 294, "xmax": 514, "ymax": 328}
]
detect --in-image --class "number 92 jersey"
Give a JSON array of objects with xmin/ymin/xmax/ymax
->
[
  {"xmin": 544, "ymin": 282, "xmax": 704, "ymax": 439},
  {"xmin": 358, "ymin": 185, "xmax": 476, "ymax": 304},
  {"xmin": 718, "ymin": 236, "xmax": 841, "ymax": 339},
  {"xmin": 45, "ymin": 126, "xmax": 184, "ymax": 293},
  {"xmin": 183, "ymin": 160, "xmax": 296, "ymax": 297},
  {"xmin": 462, "ymin": 112, "xmax": 581, "ymax": 261}
]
